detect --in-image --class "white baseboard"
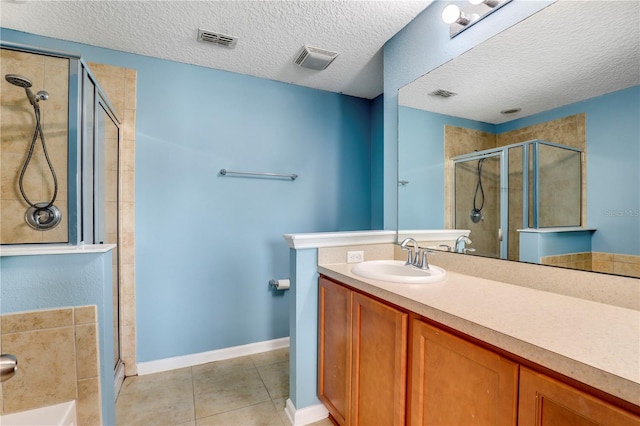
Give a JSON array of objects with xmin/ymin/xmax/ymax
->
[
  {"xmin": 284, "ymin": 398, "xmax": 329, "ymax": 426},
  {"xmin": 136, "ymin": 337, "xmax": 290, "ymax": 375}
]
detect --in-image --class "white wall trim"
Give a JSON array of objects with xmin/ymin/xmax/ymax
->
[
  {"xmin": 283, "ymin": 229, "xmax": 470, "ymax": 249},
  {"xmin": 284, "ymin": 398, "xmax": 329, "ymax": 426},
  {"xmin": 136, "ymin": 337, "xmax": 290, "ymax": 375}
]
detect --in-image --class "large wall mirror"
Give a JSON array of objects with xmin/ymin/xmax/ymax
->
[{"xmin": 397, "ymin": 1, "xmax": 639, "ymax": 277}]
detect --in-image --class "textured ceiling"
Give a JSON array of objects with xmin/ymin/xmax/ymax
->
[
  {"xmin": 0, "ymin": 0, "xmax": 433, "ymax": 99},
  {"xmin": 400, "ymin": 0, "xmax": 640, "ymax": 124}
]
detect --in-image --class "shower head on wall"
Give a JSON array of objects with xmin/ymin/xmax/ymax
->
[
  {"xmin": 4, "ymin": 74, "xmax": 48, "ymax": 108},
  {"xmin": 5, "ymin": 74, "xmax": 32, "ymax": 88}
]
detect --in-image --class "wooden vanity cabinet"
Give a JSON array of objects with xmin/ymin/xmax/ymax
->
[
  {"xmin": 518, "ymin": 367, "xmax": 640, "ymax": 426},
  {"xmin": 319, "ymin": 275, "xmax": 639, "ymax": 426},
  {"xmin": 409, "ymin": 319, "xmax": 519, "ymax": 426},
  {"xmin": 318, "ymin": 276, "xmax": 408, "ymax": 426},
  {"xmin": 318, "ymin": 277, "xmax": 352, "ymax": 425}
]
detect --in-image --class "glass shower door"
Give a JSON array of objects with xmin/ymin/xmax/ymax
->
[
  {"xmin": 95, "ymin": 95, "xmax": 123, "ymax": 395},
  {"xmin": 454, "ymin": 154, "xmax": 506, "ymax": 258}
]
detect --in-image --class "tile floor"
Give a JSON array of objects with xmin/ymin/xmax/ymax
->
[{"xmin": 116, "ymin": 348, "xmax": 332, "ymax": 426}]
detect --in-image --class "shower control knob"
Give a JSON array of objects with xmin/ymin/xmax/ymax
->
[{"xmin": 0, "ymin": 354, "xmax": 18, "ymax": 383}]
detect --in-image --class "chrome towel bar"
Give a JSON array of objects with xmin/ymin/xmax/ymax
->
[{"xmin": 219, "ymin": 169, "xmax": 298, "ymax": 181}]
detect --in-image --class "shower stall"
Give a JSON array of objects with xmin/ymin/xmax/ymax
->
[
  {"xmin": 1, "ymin": 43, "xmax": 124, "ymax": 393},
  {"xmin": 453, "ymin": 140, "xmax": 582, "ymax": 260}
]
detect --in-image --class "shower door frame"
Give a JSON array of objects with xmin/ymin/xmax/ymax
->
[{"xmin": 453, "ymin": 149, "xmax": 509, "ymax": 259}]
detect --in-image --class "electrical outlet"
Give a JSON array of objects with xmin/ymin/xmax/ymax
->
[{"xmin": 347, "ymin": 251, "xmax": 364, "ymax": 263}]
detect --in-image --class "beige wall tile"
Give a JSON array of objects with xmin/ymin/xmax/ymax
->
[
  {"xmin": 1, "ymin": 327, "xmax": 77, "ymax": 413},
  {"xmin": 120, "ymin": 264, "xmax": 136, "ymax": 327},
  {"xmin": 1, "ymin": 308, "xmax": 73, "ymax": 334},
  {"xmin": 613, "ymin": 261, "xmax": 640, "ymax": 278},
  {"xmin": 121, "ymin": 325, "xmax": 137, "ymax": 376},
  {"xmin": 123, "ymin": 109, "xmax": 136, "ymax": 140},
  {"xmin": 121, "ymin": 231, "xmax": 135, "ymax": 264},
  {"xmin": 121, "ymin": 171, "xmax": 135, "ymax": 203},
  {"xmin": 77, "ymin": 377, "xmax": 103, "ymax": 426},
  {"xmin": 121, "ymin": 138, "xmax": 136, "ymax": 172},
  {"xmin": 75, "ymin": 323, "xmax": 99, "ymax": 379},
  {"xmin": 74, "ymin": 306, "xmax": 97, "ymax": 325}
]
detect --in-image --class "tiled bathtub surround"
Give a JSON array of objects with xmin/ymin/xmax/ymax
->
[
  {"xmin": 0, "ymin": 48, "xmax": 69, "ymax": 244},
  {"xmin": 0, "ymin": 306, "xmax": 102, "ymax": 424},
  {"xmin": 542, "ymin": 252, "xmax": 640, "ymax": 278}
]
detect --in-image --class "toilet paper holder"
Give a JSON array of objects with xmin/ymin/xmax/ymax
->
[{"xmin": 269, "ymin": 278, "xmax": 290, "ymax": 290}]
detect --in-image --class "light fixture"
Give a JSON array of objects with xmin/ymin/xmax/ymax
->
[
  {"xmin": 442, "ymin": 5, "xmax": 470, "ymax": 26},
  {"xmin": 469, "ymin": 0, "xmax": 500, "ymax": 7},
  {"xmin": 442, "ymin": 0, "xmax": 512, "ymax": 38}
]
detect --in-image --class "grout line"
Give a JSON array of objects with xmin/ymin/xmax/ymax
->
[{"xmin": 190, "ymin": 365, "xmax": 197, "ymax": 424}]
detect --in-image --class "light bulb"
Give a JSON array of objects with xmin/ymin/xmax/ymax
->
[{"xmin": 442, "ymin": 4, "xmax": 462, "ymax": 24}]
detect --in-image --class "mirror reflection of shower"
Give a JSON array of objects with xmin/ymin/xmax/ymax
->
[
  {"xmin": 4, "ymin": 74, "xmax": 61, "ymax": 231},
  {"xmin": 471, "ymin": 157, "xmax": 485, "ymax": 223}
]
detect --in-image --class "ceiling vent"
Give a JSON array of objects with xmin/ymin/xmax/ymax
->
[
  {"xmin": 429, "ymin": 89, "xmax": 458, "ymax": 98},
  {"xmin": 294, "ymin": 46, "xmax": 339, "ymax": 71},
  {"xmin": 197, "ymin": 29, "xmax": 238, "ymax": 49}
]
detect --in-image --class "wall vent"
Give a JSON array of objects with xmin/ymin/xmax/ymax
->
[
  {"xmin": 198, "ymin": 29, "xmax": 238, "ymax": 49},
  {"xmin": 294, "ymin": 46, "xmax": 339, "ymax": 70},
  {"xmin": 429, "ymin": 89, "xmax": 458, "ymax": 98}
]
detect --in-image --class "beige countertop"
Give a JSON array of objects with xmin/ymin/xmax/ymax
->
[{"xmin": 318, "ymin": 262, "xmax": 640, "ymax": 407}]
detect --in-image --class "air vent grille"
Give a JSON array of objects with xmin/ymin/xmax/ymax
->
[
  {"xmin": 198, "ymin": 29, "xmax": 238, "ymax": 49},
  {"xmin": 429, "ymin": 89, "xmax": 458, "ymax": 98},
  {"xmin": 294, "ymin": 46, "xmax": 339, "ymax": 70}
]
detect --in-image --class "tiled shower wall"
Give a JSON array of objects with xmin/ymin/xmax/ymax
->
[
  {"xmin": 88, "ymin": 62, "xmax": 138, "ymax": 377},
  {"xmin": 0, "ymin": 49, "xmax": 69, "ymax": 244},
  {"xmin": 0, "ymin": 306, "xmax": 102, "ymax": 424}
]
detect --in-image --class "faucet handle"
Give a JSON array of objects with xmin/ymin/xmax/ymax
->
[
  {"xmin": 400, "ymin": 245, "xmax": 413, "ymax": 265},
  {"xmin": 416, "ymin": 248, "xmax": 435, "ymax": 270},
  {"xmin": 400, "ymin": 237, "xmax": 418, "ymax": 265}
]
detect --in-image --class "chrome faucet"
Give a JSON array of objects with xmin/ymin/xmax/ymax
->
[
  {"xmin": 400, "ymin": 238, "xmax": 432, "ymax": 270},
  {"xmin": 400, "ymin": 237, "xmax": 419, "ymax": 265},
  {"xmin": 454, "ymin": 235, "xmax": 474, "ymax": 253}
]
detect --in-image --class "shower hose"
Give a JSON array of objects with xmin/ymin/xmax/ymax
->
[
  {"xmin": 473, "ymin": 158, "xmax": 485, "ymax": 215},
  {"xmin": 20, "ymin": 106, "xmax": 58, "ymax": 211}
]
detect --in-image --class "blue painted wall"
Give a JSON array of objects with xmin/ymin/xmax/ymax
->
[
  {"xmin": 1, "ymin": 29, "xmax": 375, "ymax": 363},
  {"xmin": 519, "ymin": 231, "xmax": 594, "ymax": 264},
  {"xmin": 370, "ymin": 95, "xmax": 385, "ymax": 230},
  {"xmin": 398, "ymin": 106, "xmax": 494, "ymax": 229},
  {"xmin": 383, "ymin": 0, "xmax": 554, "ymax": 230},
  {"xmin": 0, "ymin": 252, "xmax": 115, "ymax": 426}
]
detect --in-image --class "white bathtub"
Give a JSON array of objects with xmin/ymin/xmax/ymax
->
[{"xmin": 0, "ymin": 401, "xmax": 76, "ymax": 426}]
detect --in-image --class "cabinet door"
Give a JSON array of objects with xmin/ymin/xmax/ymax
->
[
  {"xmin": 409, "ymin": 319, "xmax": 518, "ymax": 426},
  {"xmin": 351, "ymin": 292, "xmax": 408, "ymax": 426},
  {"xmin": 518, "ymin": 367, "xmax": 640, "ymax": 426},
  {"xmin": 318, "ymin": 277, "xmax": 352, "ymax": 426}
]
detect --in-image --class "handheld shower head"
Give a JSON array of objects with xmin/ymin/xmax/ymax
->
[
  {"xmin": 4, "ymin": 74, "xmax": 46, "ymax": 108},
  {"xmin": 5, "ymin": 74, "xmax": 32, "ymax": 88}
]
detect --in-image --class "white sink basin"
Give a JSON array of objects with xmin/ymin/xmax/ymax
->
[{"xmin": 351, "ymin": 260, "xmax": 446, "ymax": 284}]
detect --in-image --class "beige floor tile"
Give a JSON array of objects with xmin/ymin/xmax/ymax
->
[
  {"xmin": 251, "ymin": 348, "xmax": 289, "ymax": 367},
  {"xmin": 196, "ymin": 401, "xmax": 283, "ymax": 426},
  {"xmin": 192, "ymin": 355, "xmax": 256, "ymax": 380},
  {"xmin": 116, "ymin": 368, "xmax": 195, "ymax": 426},
  {"xmin": 194, "ymin": 368, "xmax": 270, "ymax": 419},
  {"xmin": 271, "ymin": 397, "xmax": 290, "ymax": 426},
  {"xmin": 307, "ymin": 418, "xmax": 334, "ymax": 426},
  {"xmin": 257, "ymin": 361, "xmax": 289, "ymax": 400}
]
